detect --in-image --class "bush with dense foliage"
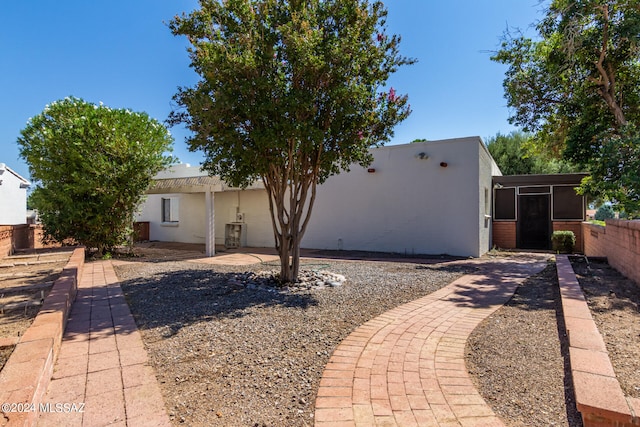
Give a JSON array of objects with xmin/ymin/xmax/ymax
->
[
  {"xmin": 19, "ymin": 97, "xmax": 175, "ymax": 255},
  {"xmin": 551, "ymin": 230, "xmax": 576, "ymax": 254}
]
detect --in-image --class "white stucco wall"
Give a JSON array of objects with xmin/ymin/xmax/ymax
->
[
  {"xmin": 213, "ymin": 190, "xmax": 273, "ymax": 247},
  {"xmin": 137, "ymin": 137, "xmax": 499, "ymax": 257},
  {"xmin": 136, "ymin": 190, "xmax": 273, "ymax": 247},
  {"xmin": 478, "ymin": 142, "xmax": 501, "ymax": 255},
  {"xmin": 0, "ymin": 164, "xmax": 29, "ymax": 225},
  {"xmin": 137, "ymin": 193, "xmax": 206, "ymax": 243},
  {"xmin": 301, "ymin": 137, "xmax": 491, "ymax": 257}
]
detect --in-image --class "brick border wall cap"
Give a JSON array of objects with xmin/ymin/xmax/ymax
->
[
  {"xmin": 556, "ymin": 255, "xmax": 637, "ymax": 427},
  {"xmin": 606, "ymin": 219, "xmax": 640, "ymax": 231},
  {"xmin": 582, "ymin": 221, "xmax": 606, "ymax": 231}
]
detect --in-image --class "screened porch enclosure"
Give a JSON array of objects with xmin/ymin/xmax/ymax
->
[{"xmin": 492, "ymin": 174, "xmax": 588, "ymax": 251}]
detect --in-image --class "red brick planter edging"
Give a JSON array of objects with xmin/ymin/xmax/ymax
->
[
  {"xmin": 0, "ymin": 247, "xmax": 85, "ymax": 427},
  {"xmin": 556, "ymin": 255, "xmax": 640, "ymax": 427}
]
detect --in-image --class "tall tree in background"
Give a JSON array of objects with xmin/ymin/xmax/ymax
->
[
  {"xmin": 493, "ymin": 0, "xmax": 640, "ymax": 215},
  {"xmin": 486, "ymin": 130, "xmax": 579, "ymax": 175},
  {"xmin": 19, "ymin": 97, "xmax": 175, "ymax": 255},
  {"xmin": 169, "ymin": 0, "xmax": 414, "ymax": 282}
]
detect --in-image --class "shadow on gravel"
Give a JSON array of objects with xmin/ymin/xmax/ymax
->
[{"xmin": 119, "ymin": 268, "xmax": 318, "ymax": 336}]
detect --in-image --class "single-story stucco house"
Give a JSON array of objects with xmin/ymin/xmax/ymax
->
[
  {"xmin": 135, "ymin": 136, "xmax": 588, "ymax": 257},
  {"xmin": 136, "ymin": 137, "xmax": 501, "ymax": 257},
  {"xmin": 0, "ymin": 163, "xmax": 30, "ymax": 225}
]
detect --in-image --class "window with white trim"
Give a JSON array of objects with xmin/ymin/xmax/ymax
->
[{"xmin": 161, "ymin": 197, "xmax": 179, "ymax": 223}]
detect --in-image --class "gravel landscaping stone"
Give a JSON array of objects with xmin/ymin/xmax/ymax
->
[
  {"xmin": 115, "ymin": 246, "xmax": 639, "ymax": 427},
  {"xmin": 116, "ymin": 255, "xmax": 472, "ymax": 426},
  {"xmin": 466, "ymin": 260, "xmax": 583, "ymax": 427},
  {"xmin": 468, "ymin": 256, "xmax": 640, "ymax": 427}
]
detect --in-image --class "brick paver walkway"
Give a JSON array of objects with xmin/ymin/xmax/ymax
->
[
  {"xmin": 37, "ymin": 261, "xmax": 170, "ymax": 427},
  {"xmin": 314, "ymin": 256, "xmax": 548, "ymax": 427}
]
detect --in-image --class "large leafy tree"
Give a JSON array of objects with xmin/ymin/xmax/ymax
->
[
  {"xmin": 19, "ymin": 97, "xmax": 175, "ymax": 254},
  {"xmin": 169, "ymin": 0, "xmax": 414, "ymax": 282},
  {"xmin": 486, "ymin": 130, "xmax": 580, "ymax": 175},
  {"xmin": 493, "ymin": 0, "xmax": 640, "ymax": 215}
]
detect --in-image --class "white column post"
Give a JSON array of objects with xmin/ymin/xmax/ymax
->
[{"xmin": 205, "ymin": 190, "xmax": 215, "ymax": 257}]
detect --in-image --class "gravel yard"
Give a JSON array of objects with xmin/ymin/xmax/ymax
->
[
  {"xmin": 116, "ymin": 254, "xmax": 472, "ymax": 426},
  {"xmin": 466, "ymin": 261, "xmax": 583, "ymax": 427},
  {"xmin": 115, "ymin": 246, "xmax": 639, "ymax": 427},
  {"xmin": 468, "ymin": 255, "xmax": 640, "ymax": 427}
]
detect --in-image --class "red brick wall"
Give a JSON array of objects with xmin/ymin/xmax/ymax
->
[
  {"xmin": 0, "ymin": 225, "xmax": 60, "ymax": 259},
  {"xmin": 492, "ymin": 221, "xmax": 516, "ymax": 249},
  {"xmin": 553, "ymin": 221, "xmax": 584, "ymax": 253},
  {"xmin": 0, "ymin": 226, "xmax": 12, "ymax": 259},
  {"xmin": 582, "ymin": 222, "xmax": 607, "ymax": 258},
  {"xmin": 583, "ymin": 220, "xmax": 640, "ymax": 286},
  {"xmin": 0, "ymin": 225, "xmax": 30, "ymax": 259}
]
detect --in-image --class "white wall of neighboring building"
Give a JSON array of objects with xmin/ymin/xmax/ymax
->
[
  {"xmin": 301, "ymin": 137, "xmax": 493, "ymax": 257},
  {"xmin": 137, "ymin": 137, "xmax": 500, "ymax": 257},
  {"xmin": 0, "ymin": 163, "xmax": 30, "ymax": 225}
]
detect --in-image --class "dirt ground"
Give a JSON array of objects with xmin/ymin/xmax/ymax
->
[
  {"xmin": 3, "ymin": 243, "xmax": 637, "ymax": 425},
  {"xmin": 468, "ymin": 255, "xmax": 640, "ymax": 427},
  {"xmin": 570, "ymin": 256, "xmax": 640, "ymax": 398},
  {"xmin": 466, "ymin": 261, "xmax": 583, "ymax": 426},
  {"xmin": 0, "ymin": 249, "xmax": 73, "ymax": 370}
]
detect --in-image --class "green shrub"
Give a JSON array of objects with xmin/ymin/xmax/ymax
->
[{"xmin": 551, "ymin": 231, "xmax": 576, "ymax": 253}]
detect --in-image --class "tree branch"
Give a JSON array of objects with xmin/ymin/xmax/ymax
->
[{"xmin": 593, "ymin": 4, "xmax": 627, "ymax": 126}]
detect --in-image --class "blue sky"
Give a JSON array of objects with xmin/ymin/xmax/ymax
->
[{"xmin": 1, "ymin": 1, "xmax": 544, "ymax": 180}]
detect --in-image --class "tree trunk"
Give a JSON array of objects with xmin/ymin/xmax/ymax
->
[
  {"xmin": 263, "ymin": 160, "xmax": 318, "ymax": 284},
  {"xmin": 278, "ymin": 236, "xmax": 293, "ymax": 283}
]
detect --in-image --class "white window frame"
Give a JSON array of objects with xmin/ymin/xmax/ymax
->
[{"xmin": 161, "ymin": 196, "xmax": 180, "ymax": 225}]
